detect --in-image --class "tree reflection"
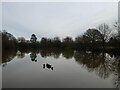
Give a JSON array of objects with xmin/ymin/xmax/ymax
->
[
  {"xmin": 74, "ymin": 51, "xmax": 111, "ymax": 78},
  {"xmin": 30, "ymin": 52, "xmax": 37, "ymax": 62},
  {"xmin": 40, "ymin": 49, "xmax": 61, "ymax": 59},
  {"xmin": 62, "ymin": 48, "xmax": 74, "ymax": 59},
  {"xmin": 94, "ymin": 53, "xmax": 113, "ymax": 79},
  {"xmin": 16, "ymin": 50, "xmax": 25, "ymax": 58},
  {"xmin": 2, "ymin": 48, "xmax": 120, "ymax": 88},
  {"xmin": 51, "ymin": 49, "xmax": 61, "ymax": 59},
  {"xmin": 74, "ymin": 51, "xmax": 120, "ymax": 88},
  {"xmin": 111, "ymin": 56, "xmax": 120, "ymax": 88},
  {"xmin": 74, "ymin": 51, "xmax": 102, "ymax": 70},
  {"xmin": 40, "ymin": 49, "xmax": 51, "ymax": 58},
  {"xmin": 2, "ymin": 49, "xmax": 17, "ymax": 67}
]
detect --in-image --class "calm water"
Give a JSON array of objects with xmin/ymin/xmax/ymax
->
[{"xmin": 2, "ymin": 49, "xmax": 120, "ymax": 88}]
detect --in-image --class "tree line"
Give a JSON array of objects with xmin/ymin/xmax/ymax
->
[{"xmin": 1, "ymin": 22, "xmax": 120, "ymax": 51}]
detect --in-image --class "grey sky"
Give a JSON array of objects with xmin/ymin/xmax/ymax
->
[{"xmin": 2, "ymin": 2, "xmax": 118, "ymax": 40}]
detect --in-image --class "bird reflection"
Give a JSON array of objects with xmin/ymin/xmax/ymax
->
[
  {"xmin": 43, "ymin": 63, "xmax": 53, "ymax": 70},
  {"xmin": 30, "ymin": 53, "xmax": 37, "ymax": 62}
]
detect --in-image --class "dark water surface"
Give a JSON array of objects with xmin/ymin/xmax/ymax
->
[{"xmin": 2, "ymin": 49, "xmax": 120, "ymax": 88}]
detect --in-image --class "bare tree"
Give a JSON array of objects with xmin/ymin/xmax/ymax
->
[
  {"xmin": 114, "ymin": 22, "xmax": 120, "ymax": 40},
  {"xmin": 98, "ymin": 23, "xmax": 112, "ymax": 49}
]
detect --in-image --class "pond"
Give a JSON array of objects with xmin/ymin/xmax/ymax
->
[{"xmin": 1, "ymin": 49, "xmax": 120, "ymax": 88}]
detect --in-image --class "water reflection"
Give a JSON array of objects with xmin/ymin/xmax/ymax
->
[
  {"xmin": 16, "ymin": 50, "xmax": 25, "ymax": 58},
  {"xmin": 74, "ymin": 51, "xmax": 120, "ymax": 88},
  {"xmin": 2, "ymin": 49, "xmax": 17, "ymax": 67},
  {"xmin": 30, "ymin": 53, "xmax": 37, "ymax": 62},
  {"xmin": 62, "ymin": 49, "xmax": 74, "ymax": 59},
  {"xmin": 74, "ymin": 51, "xmax": 112, "ymax": 79},
  {"xmin": 2, "ymin": 49, "xmax": 120, "ymax": 88},
  {"xmin": 40, "ymin": 49, "xmax": 61, "ymax": 58}
]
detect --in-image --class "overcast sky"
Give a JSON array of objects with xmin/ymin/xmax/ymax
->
[{"xmin": 2, "ymin": 2, "xmax": 118, "ymax": 40}]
